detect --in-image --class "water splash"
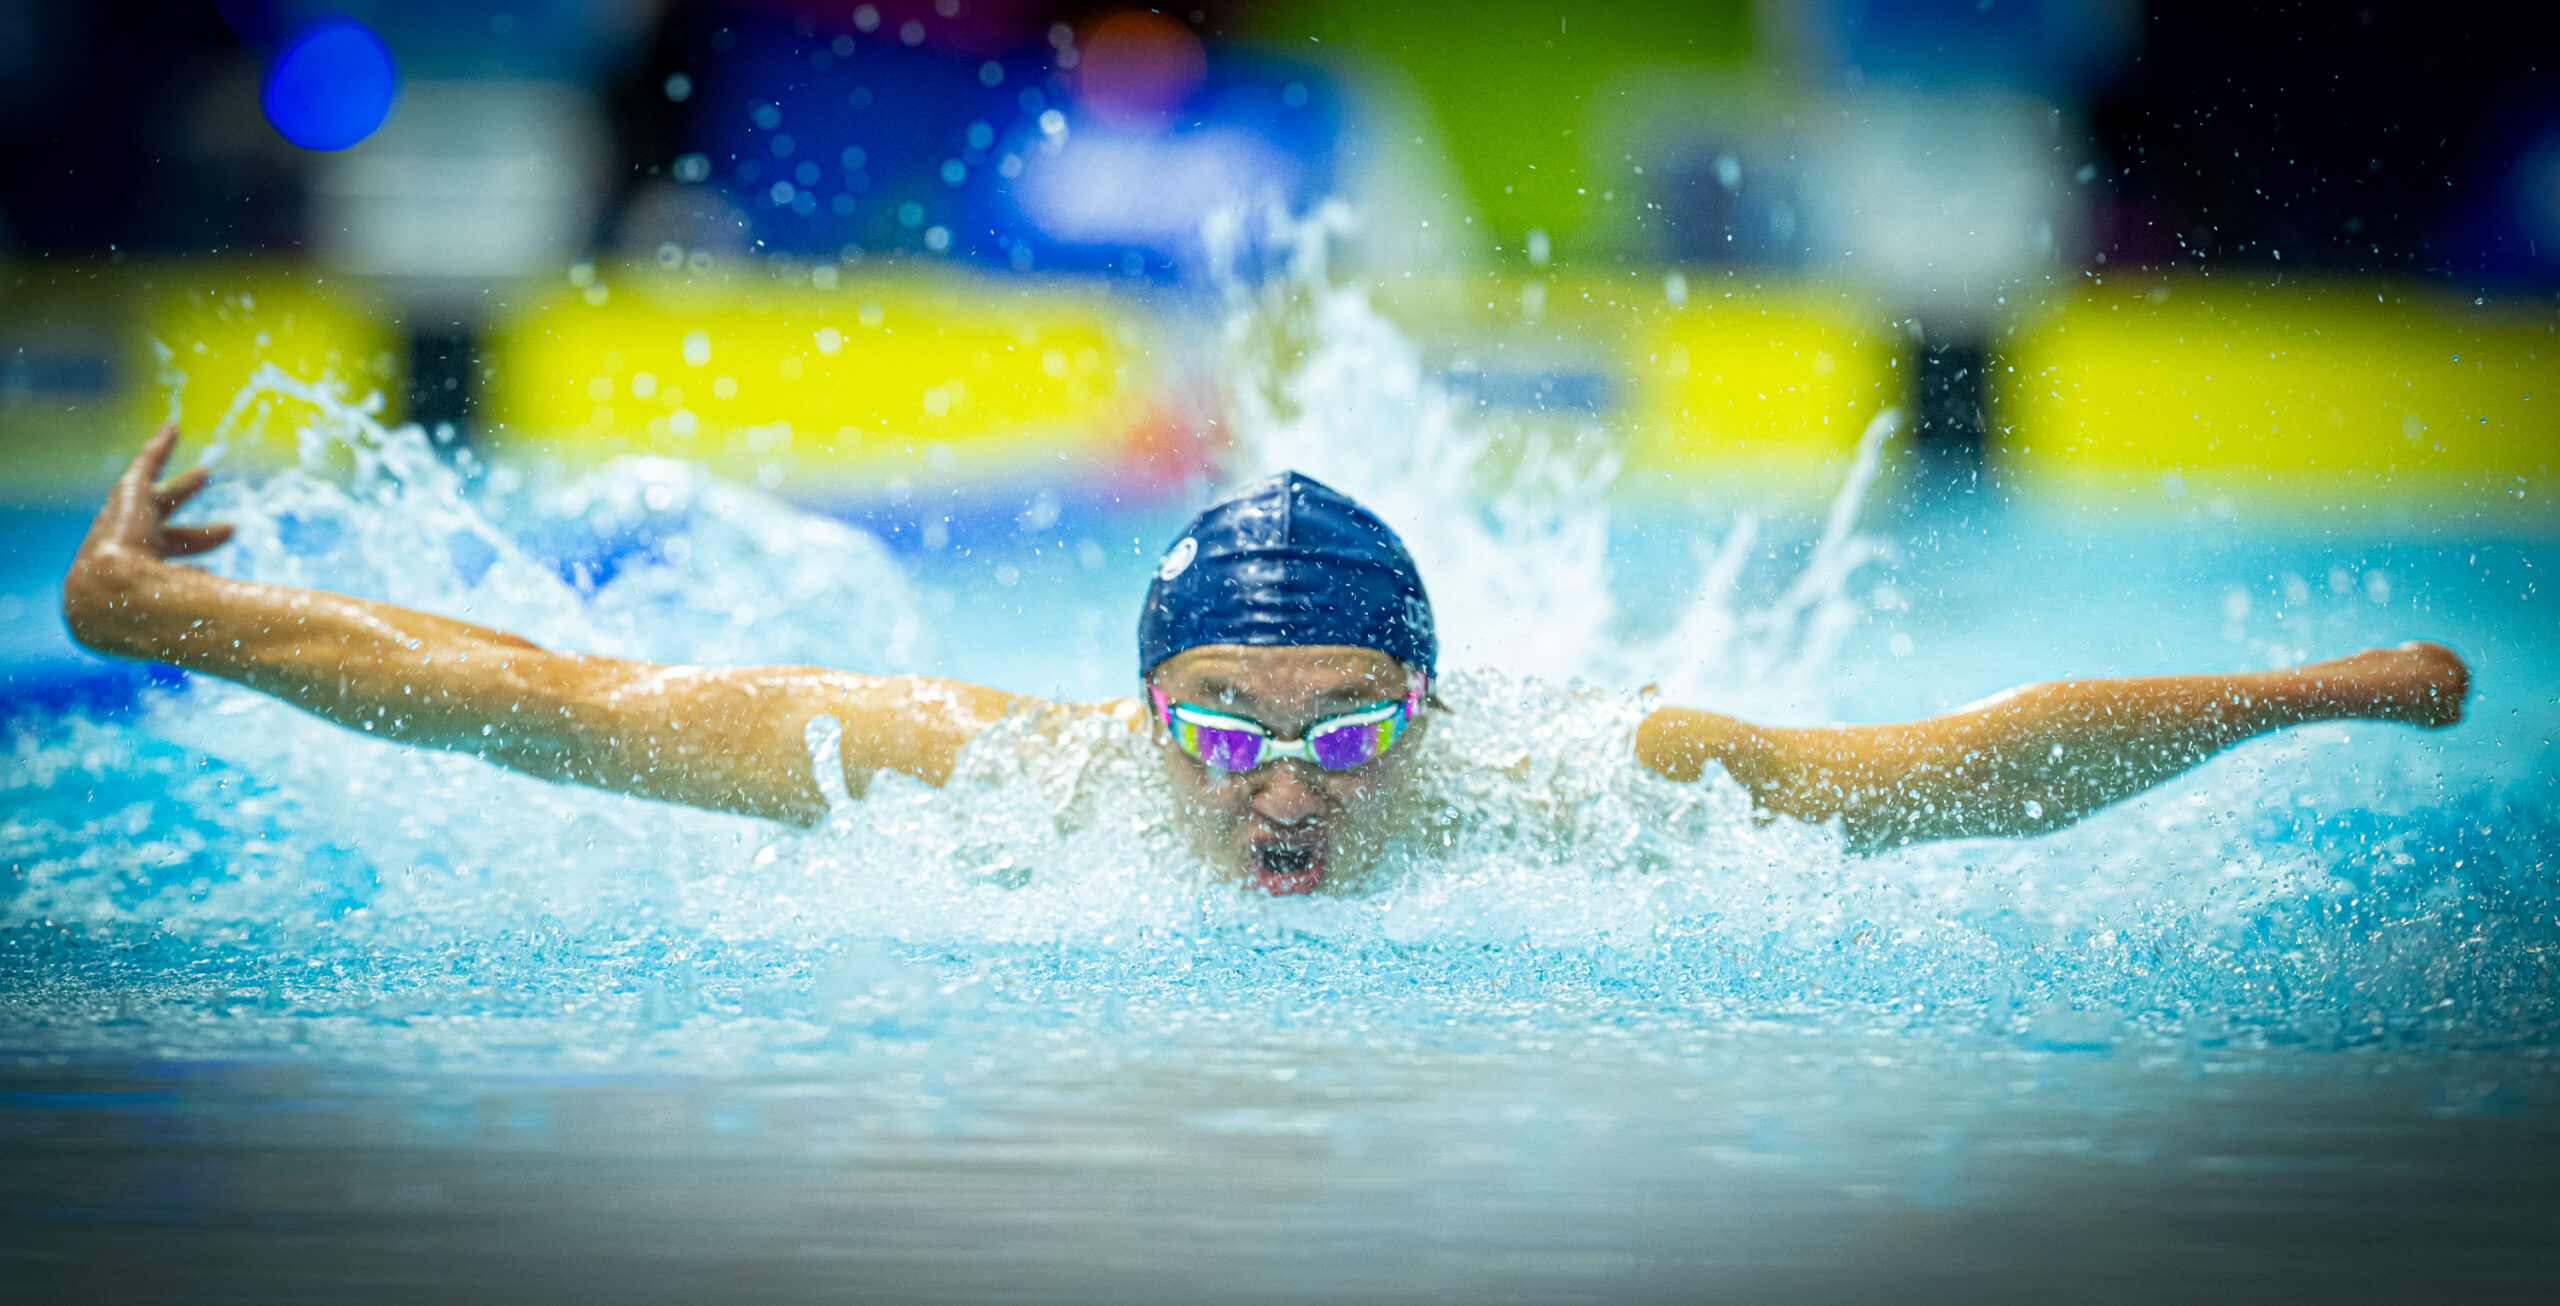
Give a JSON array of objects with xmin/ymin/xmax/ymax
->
[
  {"xmin": 3, "ymin": 244, "xmax": 2553, "ymax": 1078},
  {"xmin": 1206, "ymin": 203, "xmax": 1894, "ymax": 721},
  {"xmin": 184, "ymin": 362, "xmax": 927, "ymax": 670}
]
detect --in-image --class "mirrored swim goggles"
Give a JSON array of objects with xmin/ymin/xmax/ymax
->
[{"xmin": 1149, "ymin": 674, "xmax": 1427, "ymax": 773}]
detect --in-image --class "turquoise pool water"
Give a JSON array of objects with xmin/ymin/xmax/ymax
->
[{"xmin": 3, "ymin": 280, "xmax": 2557, "ymax": 1302}]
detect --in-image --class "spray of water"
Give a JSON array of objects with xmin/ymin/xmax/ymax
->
[
  {"xmin": 1203, "ymin": 203, "xmax": 1895, "ymax": 719},
  {"xmin": 185, "ymin": 363, "xmax": 929, "ymax": 670},
  {"xmin": 4, "ymin": 233, "xmax": 2550, "ymax": 1075}
]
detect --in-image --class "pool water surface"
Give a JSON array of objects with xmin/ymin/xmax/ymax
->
[{"xmin": 3, "ymin": 282, "xmax": 2557, "ymax": 1302}]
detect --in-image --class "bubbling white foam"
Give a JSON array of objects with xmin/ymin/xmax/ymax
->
[
  {"xmin": 186, "ymin": 364, "xmax": 928, "ymax": 671},
  {"xmin": 3, "ymin": 241, "xmax": 2547, "ymax": 1074},
  {"xmin": 1206, "ymin": 203, "xmax": 1894, "ymax": 722}
]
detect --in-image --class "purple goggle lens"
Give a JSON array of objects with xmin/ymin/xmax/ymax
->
[{"xmin": 1150, "ymin": 678, "xmax": 1425, "ymax": 773}]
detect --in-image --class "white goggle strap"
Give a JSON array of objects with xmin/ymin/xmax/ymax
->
[{"xmin": 1166, "ymin": 696, "xmax": 1411, "ymax": 758}]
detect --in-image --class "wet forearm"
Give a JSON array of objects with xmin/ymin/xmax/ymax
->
[
  {"xmin": 1796, "ymin": 650, "xmax": 2463, "ymax": 845},
  {"xmin": 1824, "ymin": 674, "xmax": 2329, "ymax": 842},
  {"xmin": 65, "ymin": 556, "xmax": 587, "ymax": 750},
  {"xmin": 1644, "ymin": 644, "xmax": 2467, "ymax": 848}
]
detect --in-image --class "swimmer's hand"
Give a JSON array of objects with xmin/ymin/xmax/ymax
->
[
  {"xmin": 63, "ymin": 424, "xmax": 234, "ymax": 653},
  {"xmin": 1637, "ymin": 641, "xmax": 2472, "ymax": 849},
  {"xmin": 2322, "ymin": 640, "xmax": 2468, "ymax": 730},
  {"xmin": 93, "ymin": 422, "xmax": 235, "ymax": 563}
]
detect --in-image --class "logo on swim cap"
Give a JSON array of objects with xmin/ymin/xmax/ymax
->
[{"xmin": 1156, "ymin": 537, "xmax": 1198, "ymax": 581}]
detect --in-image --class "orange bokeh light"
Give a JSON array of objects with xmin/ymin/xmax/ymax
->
[{"xmin": 1076, "ymin": 10, "xmax": 1208, "ymax": 130}]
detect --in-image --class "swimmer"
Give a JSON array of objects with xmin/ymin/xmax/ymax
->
[{"xmin": 64, "ymin": 425, "xmax": 2470, "ymax": 895}]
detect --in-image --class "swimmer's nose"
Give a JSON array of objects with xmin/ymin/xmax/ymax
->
[{"xmin": 1250, "ymin": 759, "xmax": 1329, "ymax": 825}]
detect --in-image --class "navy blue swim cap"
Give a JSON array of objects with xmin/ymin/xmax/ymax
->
[{"xmin": 1138, "ymin": 472, "xmax": 1436, "ymax": 679}]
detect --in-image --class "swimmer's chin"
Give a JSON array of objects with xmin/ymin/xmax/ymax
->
[{"xmin": 1244, "ymin": 830, "xmax": 1329, "ymax": 897}]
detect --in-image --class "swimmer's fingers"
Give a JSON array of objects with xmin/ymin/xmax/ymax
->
[
  {"xmin": 121, "ymin": 423, "xmax": 181, "ymax": 493},
  {"xmin": 106, "ymin": 425, "xmax": 184, "ymax": 531},
  {"xmin": 152, "ymin": 464, "xmax": 233, "ymax": 558},
  {"xmin": 154, "ymin": 465, "xmax": 211, "ymax": 516},
  {"xmin": 2322, "ymin": 640, "xmax": 2468, "ymax": 730},
  {"xmin": 88, "ymin": 425, "xmax": 223, "ymax": 564},
  {"xmin": 2397, "ymin": 640, "xmax": 2469, "ymax": 729},
  {"xmin": 84, "ymin": 426, "xmax": 176, "ymax": 560},
  {"xmin": 161, "ymin": 524, "xmax": 235, "ymax": 558}
]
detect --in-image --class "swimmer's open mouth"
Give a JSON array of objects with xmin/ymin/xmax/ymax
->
[{"xmin": 1247, "ymin": 831, "xmax": 1327, "ymax": 896}]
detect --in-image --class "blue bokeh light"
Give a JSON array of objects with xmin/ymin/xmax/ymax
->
[{"xmin": 261, "ymin": 17, "xmax": 399, "ymax": 152}]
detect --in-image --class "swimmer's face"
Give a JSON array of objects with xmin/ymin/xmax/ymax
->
[{"xmin": 1145, "ymin": 644, "xmax": 1427, "ymax": 897}]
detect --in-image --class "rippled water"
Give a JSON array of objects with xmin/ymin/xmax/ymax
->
[{"xmin": 5, "ymin": 242, "xmax": 2557, "ymax": 1300}]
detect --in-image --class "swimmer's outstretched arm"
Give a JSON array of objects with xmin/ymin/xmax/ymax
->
[
  {"xmin": 63, "ymin": 427, "xmax": 1036, "ymax": 823},
  {"xmin": 1634, "ymin": 644, "xmax": 2469, "ymax": 850}
]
